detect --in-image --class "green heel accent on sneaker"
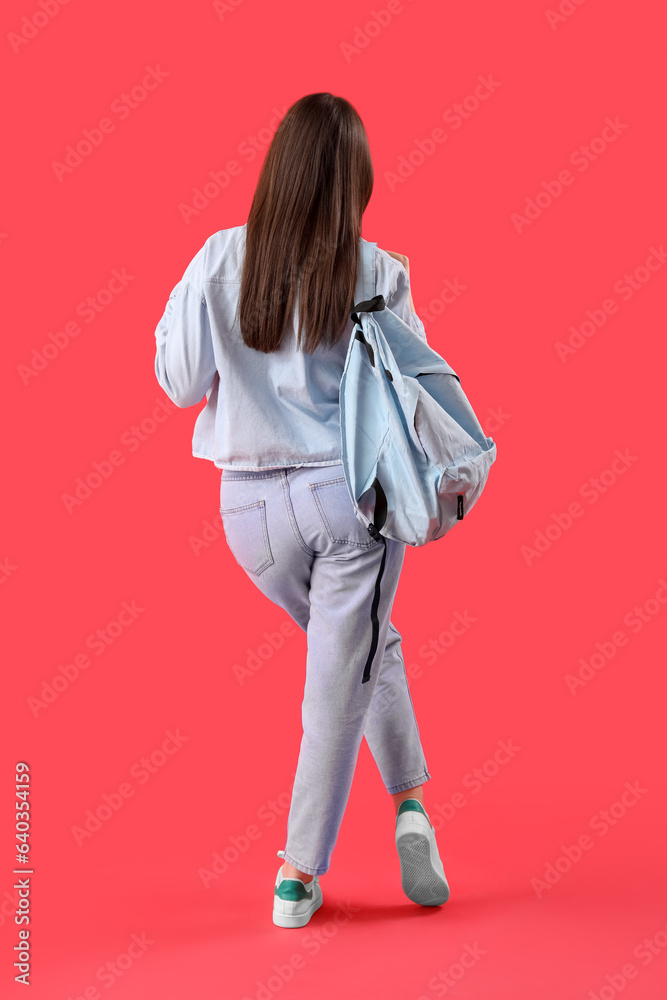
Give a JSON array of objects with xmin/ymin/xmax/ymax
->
[
  {"xmin": 396, "ymin": 798, "xmax": 428, "ymax": 818},
  {"xmin": 275, "ymin": 880, "xmax": 314, "ymax": 902}
]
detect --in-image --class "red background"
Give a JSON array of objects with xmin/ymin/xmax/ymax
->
[{"xmin": 2, "ymin": 1, "xmax": 666, "ymax": 997}]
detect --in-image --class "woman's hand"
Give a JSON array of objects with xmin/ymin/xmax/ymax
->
[
  {"xmin": 385, "ymin": 250, "xmax": 410, "ymax": 273},
  {"xmin": 385, "ymin": 250, "xmax": 415, "ymax": 313}
]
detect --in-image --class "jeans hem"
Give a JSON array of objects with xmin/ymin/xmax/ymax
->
[
  {"xmin": 387, "ymin": 770, "xmax": 431, "ymax": 795},
  {"xmin": 282, "ymin": 852, "xmax": 329, "ymax": 877}
]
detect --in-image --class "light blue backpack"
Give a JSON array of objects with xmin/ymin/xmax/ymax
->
[{"xmin": 340, "ymin": 240, "xmax": 498, "ymax": 683}]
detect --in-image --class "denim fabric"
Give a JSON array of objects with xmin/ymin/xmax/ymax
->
[
  {"xmin": 154, "ymin": 223, "xmax": 428, "ymax": 471},
  {"xmin": 219, "ymin": 460, "xmax": 431, "ymax": 875}
]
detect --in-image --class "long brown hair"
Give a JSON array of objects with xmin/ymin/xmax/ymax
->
[{"xmin": 235, "ymin": 93, "xmax": 374, "ymax": 354}]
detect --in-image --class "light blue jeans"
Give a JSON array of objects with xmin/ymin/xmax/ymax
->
[{"xmin": 219, "ymin": 460, "xmax": 431, "ymax": 875}]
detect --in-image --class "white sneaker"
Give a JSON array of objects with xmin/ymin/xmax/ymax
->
[
  {"xmin": 395, "ymin": 799, "xmax": 450, "ymax": 905},
  {"xmin": 273, "ymin": 850, "xmax": 323, "ymax": 928}
]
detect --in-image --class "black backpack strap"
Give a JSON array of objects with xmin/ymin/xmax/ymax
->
[
  {"xmin": 361, "ymin": 478, "xmax": 389, "ymax": 684},
  {"xmin": 348, "ymin": 243, "xmax": 392, "ymax": 686},
  {"xmin": 350, "ymin": 293, "xmax": 385, "ymax": 328}
]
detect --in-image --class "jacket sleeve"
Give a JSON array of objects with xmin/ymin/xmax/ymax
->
[
  {"xmin": 154, "ymin": 240, "xmax": 217, "ymax": 408},
  {"xmin": 386, "ymin": 260, "xmax": 428, "ymax": 344}
]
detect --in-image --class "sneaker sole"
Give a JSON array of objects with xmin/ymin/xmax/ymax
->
[{"xmin": 396, "ymin": 831, "xmax": 450, "ymax": 906}]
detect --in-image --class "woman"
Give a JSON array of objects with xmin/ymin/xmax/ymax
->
[{"xmin": 154, "ymin": 92, "xmax": 450, "ymax": 928}]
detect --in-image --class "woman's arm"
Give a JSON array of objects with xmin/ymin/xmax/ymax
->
[{"xmin": 154, "ymin": 241, "xmax": 217, "ymax": 408}]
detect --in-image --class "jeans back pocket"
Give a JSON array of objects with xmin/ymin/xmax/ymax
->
[
  {"xmin": 309, "ymin": 477, "xmax": 376, "ymax": 548},
  {"xmin": 219, "ymin": 500, "xmax": 274, "ymax": 575}
]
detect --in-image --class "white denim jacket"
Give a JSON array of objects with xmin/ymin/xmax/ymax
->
[{"xmin": 154, "ymin": 222, "xmax": 428, "ymax": 470}]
